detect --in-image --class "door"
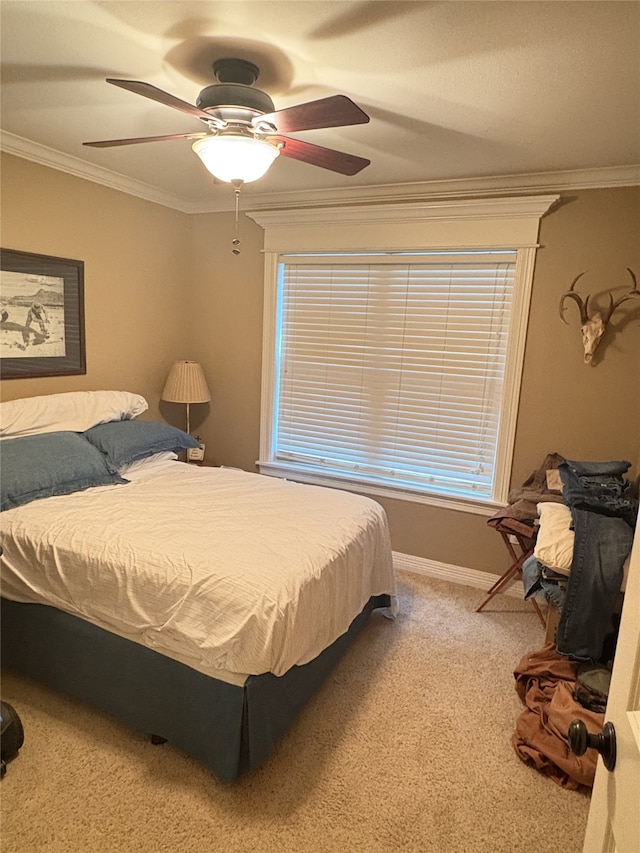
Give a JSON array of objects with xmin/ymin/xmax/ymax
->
[{"xmin": 582, "ymin": 515, "xmax": 640, "ymax": 853}]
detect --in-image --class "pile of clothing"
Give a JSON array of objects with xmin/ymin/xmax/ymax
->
[
  {"xmin": 487, "ymin": 452, "xmax": 564, "ymax": 542},
  {"xmin": 521, "ymin": 491, "xmax": 574, "ymax": 612},
  {"xmin": 512, "ymin": 644, "xmax": 604, "ymax": 790},
  {"xmin": 521, "ymin": 458, "xmax": 636, "ymax": 663},
  {"xmin": 504, "ymin": 455, "xmax": 638, "ymax": 788}
]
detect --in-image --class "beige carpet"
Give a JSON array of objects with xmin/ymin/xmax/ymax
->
[{"xmin": 0, "ymin": 572, "xmax": 590, "ymax": 853}]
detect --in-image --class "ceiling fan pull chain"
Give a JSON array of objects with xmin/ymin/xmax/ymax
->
[{"xmin": 231, "ymin": 179, "xmax": 242, "ymax": 255}]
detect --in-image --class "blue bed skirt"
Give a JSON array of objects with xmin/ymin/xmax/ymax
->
[{"xmin": 0, "ymin": 594, "xmax": 390, "ymax": 781}]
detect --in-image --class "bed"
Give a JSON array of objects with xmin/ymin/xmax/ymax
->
[{"xmin": 0, "ymin": 390, "xmax": 397, "ymax": 781}]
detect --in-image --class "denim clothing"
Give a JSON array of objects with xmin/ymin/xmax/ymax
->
[
  {"xmin": 559, "ymin": 458, "xmax": 636, "ymax": 527},
  {"xmin": 522, "ymin": 554, "xmax": 567, "ymax": 609},
  {"xmin": 555, "ymin": 459, "xmax": 636, "ymax": 662},
  {"xmin": 541, "ymin": 566, "xmax": 570, "ymax": 581}
]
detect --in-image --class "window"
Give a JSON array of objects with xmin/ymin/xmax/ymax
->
[{"xmin": 249, "ymin": 196, "xmax": 558, "ymax": 512}]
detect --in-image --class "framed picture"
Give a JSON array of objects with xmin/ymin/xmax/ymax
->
[{"xmin": 0, "ymin": 248, "xmax": 85, "ymax": 379}]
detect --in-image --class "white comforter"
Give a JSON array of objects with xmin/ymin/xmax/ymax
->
[{"xmin": 0, "ymin": 459, "xmax": 396, "ymax": 681}]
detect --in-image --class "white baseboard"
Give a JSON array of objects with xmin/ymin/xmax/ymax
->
[{"xmin": 392, "ymin": 551, "xmax": 525, "ymax": 599}]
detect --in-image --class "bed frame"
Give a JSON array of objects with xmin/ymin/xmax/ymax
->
[{"xmin": 1, "ymin": 593, "xmax": 390, "ymax": 781}]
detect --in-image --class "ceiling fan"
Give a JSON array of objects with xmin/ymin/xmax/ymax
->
[{"xmin": 83, "ymin": 58, "xmax": 371, "ymax": 184}]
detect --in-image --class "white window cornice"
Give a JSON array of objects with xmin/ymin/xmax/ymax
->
[
  {"xmin": 246, "ymin": 194, "xmax": 560, "ymax": 252},
  {"xmin": 247, "ymin": 195, "xmax": 561, "ymax": 227}
]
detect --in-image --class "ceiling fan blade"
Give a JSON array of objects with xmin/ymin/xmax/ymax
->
[
  {"xmin": 272, "ymin": 136, "xmax": 370, "ymax": 176},
  {"xmin": 83, "ymin": 132, "xmax": 208, "ymax": 148},
  {"xmin": 106, "ymin": 78, "xmax": 214, "ymax": 122},
  {"xmin": 258, "ymin": 95, "xmax": 369, "ymax": 134}
]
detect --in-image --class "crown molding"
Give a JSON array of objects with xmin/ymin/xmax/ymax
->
[
  {"xmin": 2, "ymin": 130, "xmax": 639, "ymax": 214},
  {"xmin": 0, "ymin": 130, "xmax": 195, "ymax": 213},
  {"xmin": 239, "ymin": 164, "xmax": 640, "ymax": 214}
]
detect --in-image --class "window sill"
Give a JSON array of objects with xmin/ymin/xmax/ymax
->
[{"xmin": 257, "ymin": 461, "xmax": 504, "ymax": 517}]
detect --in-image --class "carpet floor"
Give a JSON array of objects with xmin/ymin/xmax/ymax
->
[{"xmin": 0, "ymin": 571, "xmax": 590, "ymax": 852}]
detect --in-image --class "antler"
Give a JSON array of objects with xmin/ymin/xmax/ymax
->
[
  {"xmin": 559, "ymin": 272, "xmax": 589, "ymax": 324},
  {"xmin": 602, "ymin": 268, "xmax": 640, "ymax": 323}
]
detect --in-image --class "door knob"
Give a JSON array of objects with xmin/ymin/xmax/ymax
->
[{"xmin": 568, "ymin": 719, "xmax": 616, "ymax": 772}]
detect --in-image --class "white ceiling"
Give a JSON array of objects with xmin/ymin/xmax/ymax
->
[{"xmin": 1, "ymin": 1, "xmax": 639, "ymax": 212}]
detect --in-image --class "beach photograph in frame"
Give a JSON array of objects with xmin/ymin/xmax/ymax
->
[{"xmin": 0, "ymin": 248, "xmax": 85, "ymax": 379}]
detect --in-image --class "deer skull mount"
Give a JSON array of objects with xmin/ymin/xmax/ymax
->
[{"xmin": 559, "ymin": 268, "xmax": 640, "ymax": 365}]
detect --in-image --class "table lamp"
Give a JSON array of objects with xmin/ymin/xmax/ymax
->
[{"xmin": 161, "ymin": 360, "xmax": 211, "ymax": 434}]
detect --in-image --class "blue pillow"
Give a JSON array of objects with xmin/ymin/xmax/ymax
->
[
  {"xmin": 0, "ymin": 431, "xmax": 127, "ymax": 511},
  {"xmin": 83, "ymin": 420, "xmax": 199, "ymax": 470}
]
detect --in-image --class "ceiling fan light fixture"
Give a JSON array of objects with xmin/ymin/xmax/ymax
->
[{"xmin": 192, "ymin": 134, "xmax": 279, "ymax": 183}]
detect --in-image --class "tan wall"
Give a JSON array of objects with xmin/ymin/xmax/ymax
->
[
  {"xmin": 515, "ymin": 188, "xmax": 640, "ymax": 479},
  {"xmin": 0, "ymin": 154, "xmax": 192, "ymax": 421},
  {"xmin": 185, "ymin": 212, "xmax": 266, "ymax": 458},
  {"xmin": 2, "ymin": 153, "xmax": 639, "ymax": 575}
]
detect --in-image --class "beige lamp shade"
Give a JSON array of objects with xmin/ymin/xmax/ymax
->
[
  {"xmin": 162, "ymin": 361, "xmax": 211, "ymax": 404},
  {"xmin": 161, "ymin": 361, "xmax": 211, "ymax": 434}
]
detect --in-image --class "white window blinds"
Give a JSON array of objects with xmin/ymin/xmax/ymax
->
[{"xmin": 273, "ymin": 252, "xmax": 517, "ymax": 501}]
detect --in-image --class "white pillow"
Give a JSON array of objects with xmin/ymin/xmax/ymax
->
[
  {"xmin": 534, "ymin": 501, "xmax": 574, "ymax": 575},
  {"xmin": 118, "ymin": 450, "xmax": 178, "ymax": 479},
  {"xmin": 0, "ymin": 390, "xmax": 148, "ymax": 438}
]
